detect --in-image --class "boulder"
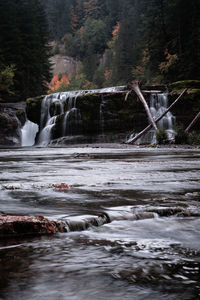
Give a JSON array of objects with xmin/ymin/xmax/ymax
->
[
  {"xmin": 0, "ymin": 112, "xmax": 21, "ymax": 146},
  {"xmin": 0, "ymin": 215, "xmax": 66, "ymax": 238}
]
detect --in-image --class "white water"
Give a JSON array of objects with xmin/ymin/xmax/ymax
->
[
  {"xmin": 150, "ymin": 93, "xmax": 175, "ymax": 141},
  {"xmin": 62, "ymin": 93, "xmax": 80, "ymax": 136},
  {"xmin": 21, "ymin": 120, "xmax": 39, "ymax": 146},
  {"xmin": 100, "ymin": 95, "xmax": 106, "ymax": 135},
  {"xmin": 0, "ymin": 147, "xmax": 200, "ymax": 299},
  {"xmin": 127, "ymin": 93, "xmax": 175, "ymax": 144},
  {"xmin": 38, "ymin": 86, "xmax": 124, "ymax": 146}
]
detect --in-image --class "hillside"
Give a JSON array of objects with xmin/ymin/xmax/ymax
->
[{"xmin": 42, "ymin": 0, "xmax": 200, "ymax": 93}]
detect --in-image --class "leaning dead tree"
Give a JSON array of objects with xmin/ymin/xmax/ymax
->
[
  {"xmin": 185, "ymin": 111, "xmax": 200, "ymax": 133},
  {"xmin": 126, "ymin": 88, "xmax": 187, "ymax": 144},
  {"xmin": 126, "ymin": 81, "xmax": 158, "ymax": 131}
]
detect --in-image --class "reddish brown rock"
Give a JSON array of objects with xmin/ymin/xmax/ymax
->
[
  {"xmin": 0, "ymin": 215, "xmax": 66, "ymax": 238},
  {"xmin": 52, "ymin": 183, "xmax": 71, "ymax": 191}
]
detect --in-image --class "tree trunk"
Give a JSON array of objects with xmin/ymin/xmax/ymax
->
[
  {"xmin": 126, "ymin": 88, "xmax": 187, "ymax": 144},
  {"xmin": 127, "ymin": 81, "xmax": 158, "ymax": 131},
  {"xmin": 185, "ymin": 112, "xmax": 200, "ymax": 133}
]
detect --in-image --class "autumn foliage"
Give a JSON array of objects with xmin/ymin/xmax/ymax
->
[{"xmin": 48, "ymin": 74, "xmax": 69, "ymax": 93}]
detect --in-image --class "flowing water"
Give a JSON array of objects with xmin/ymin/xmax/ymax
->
[
  {"xmin": 0, "ymin": 146, "xmax": 200, "ymax": 300},
  {"xmin": 38, "ymin": 86, "xmax": 124, "ymax": 146},
  {"xmin": 127, "ymin": 93, "xmax": 175, "ymax": 144},
  {"xmin": 21, "ymin": 120, "xmax": 39, "ymax": 147}
]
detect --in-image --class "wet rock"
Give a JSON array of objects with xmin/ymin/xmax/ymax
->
[
  {"xmin": 16, "ymin": 109, "xmax": 26, "ymax": 126},
  {"xmin": 52, "ymin": 183, "xmax": 71, "ymax": 191},
  {"xmin": 146, "ymin": 207, "xmax": 184, "ymax": 217},
  {"xmin": 0, "ymin": 215, "xmax": 66, "ymax": 238},
  {"xmin": 0, "ymin": 112, "xmax": 21, "ymax": 146},
  {"xmin": 26, "ymin": 95, "xmax": 44, "ymax": 126}
]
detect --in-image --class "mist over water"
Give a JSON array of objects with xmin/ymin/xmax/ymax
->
[{"xmin": 0, "ymin": 146, "xmax": 200, "ymax": 299}]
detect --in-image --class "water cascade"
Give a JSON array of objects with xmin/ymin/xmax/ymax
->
[
  {"xmin": 127, "ymin": 92, "xmax": 175, "ymax": 144},
  {"xmin": 37, "ymin": 86, "xmax": 124, "ymax": 146},
  {"xmin": 21, "ymin": 120, "xmax": 39, "ymax": 146},
  {"xmin": 62, "ymin": 92, "xmax": 82, "ymax": 136},
  {"xmin": 99, "ymin": 95, "xmax": 106, "ymax": 139},
  {"xmin": 150, "ymin": 93, "xmax": 176, "ymax": 142},
  {"xmin": 38, "ymin": 93, "xmax": 64, "ymax": 146}
]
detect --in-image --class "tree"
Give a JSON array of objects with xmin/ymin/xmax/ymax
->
[
  {"xmin": 0, "ymin": 0, "xmax": 51, "ymax": 101},
  {"xmin": 0, "ymin": 64, "xmax": 15, "ymax": 97}
]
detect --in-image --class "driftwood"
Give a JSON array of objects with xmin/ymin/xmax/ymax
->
[
  {"xmin": 126, "ymin": 88, "xmax": 187, "ymax": 144},
  {"xmin": 126, "ymin": 81, "xmax": 158, "ymax": 131},
  {"xmin": 185, "ymin": 111, "xmax": 200, "ymax": 133}
]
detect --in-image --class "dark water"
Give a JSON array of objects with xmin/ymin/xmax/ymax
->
[{"xmin": 0, "ymin": 146, "xmax": 200, "ymax": 300}]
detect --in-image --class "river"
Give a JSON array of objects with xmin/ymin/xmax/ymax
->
[{"xmin": 0, "ymin": 145, "xmax": 200, "ymax": 299}]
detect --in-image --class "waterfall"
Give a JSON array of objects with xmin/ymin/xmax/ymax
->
[
  {"xmin": 37, "ymin": 86, "xmax": 124, "ymax": 146},
  {"xmin": 150, "ymin": 93, "xmax": 175, "ymax": 141},
  {"xmin": 100, "ymin": 95, "xmax": 106, "ymax": 138},
  {"xmin": 127, "ymin": 92, "xmax": 175, "ymax": 144},
  {"xmin": 21, "ymin": 120, "xmax": 39, "ymax": 146},
  {"xmin": 62, "ymin": 93, "xmax": 81, "ymax": 136}
]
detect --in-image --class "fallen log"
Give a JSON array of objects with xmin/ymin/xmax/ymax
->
[
  {"xmin": 0, "ymin": 215, "xmax": 66, "ymax": 238},
  {"xmin": 185, "ymin": 111, "xmax": 200, "ymax": 133},
  {"xmin": 127, "ymin": 81, "xmax": 158, "ymax": 131},
  {"xmin": 126, "ymin": 88, "xmax": 187, "ymax": 144}
]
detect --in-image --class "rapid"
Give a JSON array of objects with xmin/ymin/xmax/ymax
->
[{"xmin": 0, "ymin": 146, "xmax": 200, "ymax": 299}]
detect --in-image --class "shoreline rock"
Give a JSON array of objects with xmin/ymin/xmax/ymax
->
[{"xmin": 0, "ymin": 215, "xmax": 66, "ymax": 238}]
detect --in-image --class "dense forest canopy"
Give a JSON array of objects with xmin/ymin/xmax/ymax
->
[
  {"xmin": 0, "ymin": 0, "xmax": 200, "ymax": 100},
  {"xmin": 0, "ymin": 0, "xmax": 51, "ymax": 101},
  {"xmin": 42, "ymin": 0, "xmax": 200, "ymax": 90}
]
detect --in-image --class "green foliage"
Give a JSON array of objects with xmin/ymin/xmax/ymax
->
[
  {"xmin": 156, "ymin": 129, "xmax": 168, "ymax": 144},
  {"xmin": 188, "ymin": 132, "xmax": 200, "ymax": 145},
  {"xmin": 0, "ymin": 65, "xmax": 15, "ymax": 95},
  {"xmin": 41, "ymin": 0, "xmax": 72, "ymax": 40},
  {"xmin": 43, "ymin": 0, "xmax": 200, "ymax": 87},
  {"xmin": 66, "ymin": 74, "xmax": 96, "ymax": 91},
  {"xmin": 170, "ymin": 80, "xmax": 200, "ymax": 90},
  {"xmin": 175, "ymin": 126, "xmax": 189, "ymax": 144},
  {"xmin": 174, "ymin": 126, "xmax": 200, "ymax": 145},
  {"xmin": 26, "ymin": 96, "xmax": 44, "ymax": 125},
  {"xmin": 0, "ymin": 0, "xmax": 51, "ymax": 101}
]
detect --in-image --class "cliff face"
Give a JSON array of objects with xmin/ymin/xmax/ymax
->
[{"xmin": 49, "ymin": 55, "xmax": 80, "ymax": 76}]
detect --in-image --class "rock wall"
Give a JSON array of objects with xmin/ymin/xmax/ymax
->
[{"xmin": 49, "ymin": 55, "xmax": 80, "ymax": 76}]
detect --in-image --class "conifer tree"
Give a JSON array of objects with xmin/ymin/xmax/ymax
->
[{"xmin": 0, "ymin": 0, "xmax": 51, "ymax": 100}]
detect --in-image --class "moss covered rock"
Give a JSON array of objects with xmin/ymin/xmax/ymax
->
[
  {"xmin": 16, "ymin": 109, "xmax": 26, "ymax": 126},
  {"xmin": 169, "ymin": 80, "xmax": 200, "ymax": 129},
  {"xmin": 26, "ymin": 95, "xmax": 44, "ymax": 126}
]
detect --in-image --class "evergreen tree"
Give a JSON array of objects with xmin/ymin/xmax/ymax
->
[{"xmin": 0, "ymin": 0, "xmax": 51, "ymax": 101}]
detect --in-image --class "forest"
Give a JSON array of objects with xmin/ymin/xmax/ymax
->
[{"xmin": 0, "ymin": 0, "xmax": 200, "ymax": 100}]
